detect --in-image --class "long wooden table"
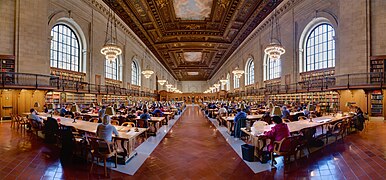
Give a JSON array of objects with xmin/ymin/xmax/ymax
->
[
  {"xmin": 24, "ymin": 113, "xmax": 147, "ymax": 164},
  {"xmin": 241, "ymin": 115, "xmax": 349, "ymax": 162},
  {"xmin": 222, "ymin": 115, "xmax": 264, "ymax": 134}
]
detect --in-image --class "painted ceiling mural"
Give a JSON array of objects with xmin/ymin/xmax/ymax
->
[
  {"xmin": 104, "ymin": 0, "xmax": 283, "ymax": 80},
  {"xmin": 173, "ymin": 0, "xmax": 213, "ymax": 20}
]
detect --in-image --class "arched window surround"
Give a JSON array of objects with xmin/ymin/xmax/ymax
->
[
  {"xmin": 234, "ymin": 74, "xmax": 240, "ymax": 89},
  {"xmin": 131, "ymin": 59, "xmax": 141, "ymax": 86},
  {"xmin": 105, "ymin": 57, "xmax": 122, "ymax": 81},
  {"xmin": 263, "ymin": 55, "xmax": 281, "ymax": 81},
  {"xmin": 245, "ymin": 57, "xmax": 254, "ymax": 85},
  {"xmin": 226, "ymin": 73, "xmax": 230, "ymax": 91},
  {"xmin": 50, "ymin": 18, "xmax": 87, "ymax": 73},
  {"xmin": 299, "ymin": 17, "xmax": 337, "ymax": 73}
]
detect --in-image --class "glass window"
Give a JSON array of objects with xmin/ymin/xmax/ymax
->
[
  {"xmin": 245, "ymin": 58, "xmax": 255, "ymax": 85},
  {"xmin": 50, "ymin": 24, "xmax": 80, "ymax": 72},
  {"xmin": 131, "ymin": 61, "xmax": 140, "ymax": 85},
  {"xmin": 264, "ymin": 56, "xmax": 281, "ymax": 80},
  {"xmin": 234, "ymin": 74, "xmax": 240, "ymax": 89},
  {"xmin": 304, "ymin": 23, "xmax": 335, "ymax": 71},
  {"xmin": 226, "ymin": 73, "xmax": 230, "ymax": 91},
  {"xmin": 105, "ymin": 57, "xmax": 120, "ymax": 80}
]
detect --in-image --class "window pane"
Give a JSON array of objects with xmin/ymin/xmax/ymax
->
[
  {"xmin": 50, "ymin": 24, "xmax": 81, "ymax": 72},
  {"xmin": 304, "ymin": 23, "xmax": 335, "ymax": 72}
]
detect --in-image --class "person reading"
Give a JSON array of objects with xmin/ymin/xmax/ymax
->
[
  {"xmin": 263, "ymin": 116, "xmax": 290, "ymax": 152},
  {"xmin": 96, "ymin": 115, "xmax": 119, "ymax": 142}
]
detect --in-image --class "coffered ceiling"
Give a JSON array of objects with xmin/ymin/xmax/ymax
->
[{"xmin": 103, "ymin": 0, "xmax": 282, "ymax": 80}]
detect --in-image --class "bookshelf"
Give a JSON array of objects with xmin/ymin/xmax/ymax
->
[
  {"xmin": 300, "ymin": 68, "xmax": 335, "ymax": 89},
  {"xmin": 370, "ymin": 90, "xmax": 383, "ymax": 116},
  {"xmin": 370, "ymin": 56, "xmax": 386, "ymax": 83},
  {"xmin": 45, "ymin": 92, "xmax": 97, "ymax": 108},
  {"xmin": 0, "ymin": 55, "xmax": 15, "ymax": 84}
]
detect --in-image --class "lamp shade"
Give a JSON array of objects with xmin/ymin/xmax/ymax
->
[
  {"xmin": 307, "ymin": 104, "xmax": 315, "ymax": 111},
  {"xmin": 105, "ymin": 106, "xmax": 115, "ymax": 115},
  {"xmin": 70, "ymin": 104, "xmax": 79, "ymax": 112},
  {"xmin": 34, "ymin": 102, "xmax": 40, "ymax": 108},
  {"xmin": 271, "ymin": 106, "xmax": 282, "ymax": 116}
]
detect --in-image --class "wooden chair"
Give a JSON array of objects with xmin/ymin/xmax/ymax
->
[
  {"xmin": 10, "ymin": 113, "xmax": 16, "ymax": 128},
  {"xmin": 271, "ymin": 136, "xmax": 301, "ymax": 166},
  {"xmin": 88, "ymin": 137, "xmax": 117, "ymax": 177},
  {"xmin": 74, "ymin": 116, "xmax": 83, "ymax": 121},
  {"xmin": 28, "ymin": 119, "xmax": 43, "ymax": 138},
  {"xmin": 326, "ymin": 120, "xmax": 348, "ymax": 144},
  {"xmin": 283, "ymin": 118, "xmax": 291, "ymax": 123},
  {"xmin": 17, "ymin": 115, "xmax": 29, "ymax": 133},
  {"xmin": 110, "ymin": 120, "xmax": 119, "ymax": 126},
  {"xmin": 64, "ymin": 115, "xmax": 73, "ymax": 118},
  {"xmin": 121, "ymin": 122, "xmax": 135, "ymax": 128},
  {"xmin": 298, "ymin": 116, "xmax": 307, "ymax": 121},
  {"xmin": 89, "ymin": 118, "xmax": 99, "ymax": 123}
]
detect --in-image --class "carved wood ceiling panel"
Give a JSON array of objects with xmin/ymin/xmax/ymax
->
[{"xmin": 103, "ymin": 0, "xmax": 282, "ymax": 80}]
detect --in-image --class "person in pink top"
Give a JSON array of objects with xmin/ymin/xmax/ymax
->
[{"xmin": 263, "ymin": 116, "xmax": 291, "ymax": 152}]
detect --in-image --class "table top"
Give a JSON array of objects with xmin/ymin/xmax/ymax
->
[
  {"xmin": 223, "ymin": 114, "xmax": 264, "ymax": 121},
  {"xmin": 246, "ymin": 115, "xmax": 349, "ymax": 136},
  {"xmin": 28, "ymin": 113, "xmax": 146, "ymax": 140},
  {"xmin": 163, "ymin": 112, "xmax": 174, "ymax": 115}
]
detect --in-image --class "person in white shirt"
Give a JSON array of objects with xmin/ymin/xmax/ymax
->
[
  {"xmin": 96, "ymin": 115, "xmax": 119, "ymax": 142},
  {"xmin": 28, "ymin": 108, "xmax": 43, "ymax": 124}
]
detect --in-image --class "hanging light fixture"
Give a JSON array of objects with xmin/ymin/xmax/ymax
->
[
  {"xmin": 101, "ymin": 0, "xmax": 122, "ymax": 63},
  {"xmin": 214, "ymin": 83, "xmax": 220, "ymax": 89},
  {"xmin": 166, "ymin": 83, "xmax": 172, "ymax": 88},
  {"xmin": 209, "ymin": 87, "xmax": 216, "ymax": 91},
  {"xmin": 220, "ymin": 76, "xmax": 227, "ymax": 85},
  {"xmin": 232, "ymin": 66, "xmax": 244, "ymax": 78},
  {"xmin": 264, "ymin": 9, "xmax": 285, "ymax": 61},
  {"xmin": 142, "ymin": 63, "xmax": 154, "ymax": 79},
  {"xmin": 157, "ymin": 79, "xmax": 166, "ymax": 85}
]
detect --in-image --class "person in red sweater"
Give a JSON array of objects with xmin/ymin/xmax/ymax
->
[{"xmin": 264, "ymin": 116, "xmax": 291, "ymax": 152}]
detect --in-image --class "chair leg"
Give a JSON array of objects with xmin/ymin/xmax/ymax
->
[
  {"xmin": 90, "ymin": 156, "xmax": 94, "ymax": 173},
  {"xmin": 104, "ymin": 158, "xmax": 107, "ymax": 177},
  {"xmin": 115, "ymin": 154, "xmax": 117, "ymax": 168},
  {"xmin": 271, "ymin": 152, "xmax": 274, "ymax": 166}
]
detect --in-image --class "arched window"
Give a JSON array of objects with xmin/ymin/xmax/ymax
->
[
  {"xmin": 301, "ymin": 21, "xmax": 335, "ymax": 72},
  {"xmin": 131, "ymin": 61, "xmax": 140, "ymax": 86},
  {"xmin": 50, "ymin": 24, "xmax": 81, "ymax": 72},
  {"xmin": 264, "ymin": 56, "xmax": 281, "ymax": 81},
  {"xmin": 105, "ymin": 57, "xmax": 121, "ymax": 80},
  {"xmin": 245, "ymin": 58, "xmax": 254, "ymax": 85},
  {"xmin": 234, "ymin": 75, "xmax": 240, "ymax": 89},
  {"xmin": 226, "ymin": 73, "xmax": 230, "ymax": 91}
]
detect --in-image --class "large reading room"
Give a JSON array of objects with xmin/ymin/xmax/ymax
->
[{"xmin": 0, "ymin": 0, "xmax": 385, "ymax": 179}]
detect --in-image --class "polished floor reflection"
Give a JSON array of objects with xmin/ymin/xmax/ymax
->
[{"xmin": 0, "ymin": 106, "xmax": 385, "ymax": 179}]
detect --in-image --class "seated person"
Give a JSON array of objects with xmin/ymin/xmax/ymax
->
[
  {"xmin": 263, "ymin": 116, "xmax": 290, "ymax": 152},
  {"xmin": 218, "ymin": 105, "xmax": 228, "ymax": 117},
  {"xmin": 302, "ymin": 106, "xmax": 310, "ymax": 117},
  {"xmin": 281, "ymin": 106, "xmax": 290, "ymax": 119},
  {"xmin": 127, "ymin": 109, "xmax": 137, "ymax": 119},
  {"xmin": 152, "ymin": 107, "xmax": 164, "ymax": 117},
  {"xmin": 96, "ymin": 115, "xmax": 119, "ymax": 142},
  {"xmin": 60, "ymin": 106, "xmax": 67, "ymax": 117},
  {"xmin": 98, "ymin": 106, "xmax": 106, "ymax": 120},
  {"xmin": 28, "ymin": 108, "xmax": 43, "ymax": 124},
  {"xmin": 234, "ymin": 108, "xmax": 247, "ymax": 123},
  {"xmin": 139, "ymin": 109, "xmax": 150, "ymax": 128}
]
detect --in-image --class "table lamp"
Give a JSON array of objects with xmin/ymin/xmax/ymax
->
[
  {"xmin": 271, "ymin": 106, "xmax": 282, "ymax": 116},
  {"xmin": 105, "ymin": 106, "xmax": 115, "ymax": 116}
]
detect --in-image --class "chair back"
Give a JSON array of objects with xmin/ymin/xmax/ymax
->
[
  {"xmin": 298, "ymin": 116, "xmax": 307, "ymax": 120},
  {"xmin": 121, "ymin": 122, "xmax": 135, "ymax": 128},
  {"xmin": 87, "ymin": 137, "xmax": 114, "ymax": 155},
  {"xmin": 283, "ymin": 118, "xmax": 291, "ymax": 123},
  {"xmin": 74, "ymin": 116, "xmax": 83, "ymax": 121},
  {"xmin": 89, "ymin": 118, "xmax": 99, "ymax": 123},
  {"xmin": 64, "ymin": 115, "xmax": 72, "ymax": 118},
  {"xmin": 273, "ymin": 136, "xmax": 301, "ymax": 154},
  {"xmin": 136, "ymin": 119, "xmax": 148, "ymax": 128},
  {"xmin": 111, "ymin": 120, "xmax": 119, "ymax": 126}
]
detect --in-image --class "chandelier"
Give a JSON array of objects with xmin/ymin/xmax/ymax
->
[
  {"xmin": 170, "ymin": 87, "xmax": 177, "ymax": 92},
  {"xmin": 101, "ymin": 1, "xmax": 122, "ymax": 63},
  {"xmin": 264, "ymin": 9, "xmax": 285, "ymax": 61},
  {"xmin": 220, "ymin": 78, "xmax": 227, "ymax": 86},
  {"xmin": 142, "ymin": 65, "xmax": 154, "ymax": 78},
  {"xmin": 232, "ymin": 66, "xmax": 244, "ymax": 79},
  {"xmin": 213, "ymin": 83, "xmax": 220, "ymax": 88},
  {"xmin": 157, "ymin": 79, "xmax": 166, "ymax": 85},
  {"xmin": 166, "ymin": 84, "xmax": 172, "ymax": 88},
  {"xmin": 209, "ymin": 87, "xmax": 216, "ymax": 91}
]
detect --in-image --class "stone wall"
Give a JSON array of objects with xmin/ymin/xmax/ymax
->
[
  {"xmin": 209, "ymin": 0, "xmax": 385, "ymax": 92},
  {"xmin": 0, "ymin": 0, "xmax": 177, "ymax": 91}
]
